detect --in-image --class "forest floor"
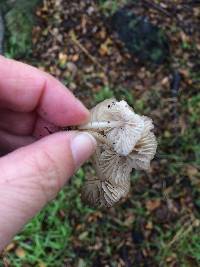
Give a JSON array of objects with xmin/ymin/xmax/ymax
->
[{"xmin": 1, "ymin": 0, "xmax": 200, "ymax": 266}]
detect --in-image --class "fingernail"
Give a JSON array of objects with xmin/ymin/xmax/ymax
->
[{"xmin": 71, "ymin": 132, "xmax": 97, "ymax": 168}]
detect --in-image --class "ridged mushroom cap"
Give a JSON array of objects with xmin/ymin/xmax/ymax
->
[
  {"xmin": 79, "ymin": 99, "xmax": 157, "ymax": 208},
  {"xmin": 80, "ymin": 99, "xmax": 145, "ymax": 156}
]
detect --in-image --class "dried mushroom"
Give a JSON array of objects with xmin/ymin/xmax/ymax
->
[
  {"xmin": 78, "ymin": 99, "xmax": 157, "ymax": 208},
  {"xmin": 79, "ymin": 99, "xmax": 145, "ymax": 156}
]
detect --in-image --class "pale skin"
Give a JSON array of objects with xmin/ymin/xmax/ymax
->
[{"xmin": 0, "ymin": 56, "xmax": 96, "ymax": 251}]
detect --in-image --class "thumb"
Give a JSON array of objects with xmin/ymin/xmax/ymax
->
[{"xmin": 0, "ymin": 131, "xmax": 96, "ymax": 250}]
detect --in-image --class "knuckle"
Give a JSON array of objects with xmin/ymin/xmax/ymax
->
[{"xmin": 31, "ymin": 148, "xmax": 62, "ymax": 202}]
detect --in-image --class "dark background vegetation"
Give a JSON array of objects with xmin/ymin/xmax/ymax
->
[{"xmin": 0, "ymin": 0, "xmax": 200, "ymax": 266}]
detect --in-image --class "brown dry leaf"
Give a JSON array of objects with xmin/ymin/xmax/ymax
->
[
  {"xmin": 186, "ymin": 165, "xmax": 199, "ymax": 179},
  {"xmin": 81, "ymin": 15, "xmax": 87, "ymax": 32},
  {"xmin": 15, "ymin": 247, "xmax": 26, "ymax": 258},
  {"xmin": 38, "ymin": 262, "xmax": 47, "ymax": 267},
  {"xmin": 72, "ymin": 54, "xmax": 79, "ymax": 62},
  {"xmin": 78, "ymin": 231, "xmax": 89, "ymax": 241},
  {"xmin": 194, "ymin": 7, "xmax": 200, "ymax": 17},
  {"xmin": 58, "ymin": 52, "xmax": 68, "ymax": 65},
  {"xmin": 196, "ymin": 44, "xmax": 200, "ymax": 51},
  {"xmin": 145, "ymin": 221, "xmax": 153, "ymax": 230},
  {"xmin": 123, "ymin": 214, "xmax": 135, "ymax": 227},
  {"xmin": 5, "ymin": 242, "xmax": 15, "ymax": 252},
  {"xmin": 75, "ymin": 224, "xmax": 85, "ymax": 231},
  {"xmin": 166, "ymin": 253, "xmax": 177, "ymax": 263},
  {"xmin": 146, "ymin": 199, "xmax": 161, "ymax": 212},
  {"xmin": 179, "ymin": 68, "xmax": 190, "ymax": 79},
  {"xmin": 179, "ymin": 116, "xmax": 187, "ymax": 134},
  {"xmin": 99, "ymin": 43, "xmax": 109, "ymax": 56},
  {"xmin": 88, "ymin": 237, "xmax": 103, "ymax": 250},
  {"xmin": 161, "ymin": 76, "xmax": 170, "ymax": 87},
  {"xmin": 87, "ymin": 211, "xmax": 103, "ymax": 222},
  {"xmin": 99, "ymin": 28, "xmax": 107, "ymax": 39},
  {"xmin": 180, "ymin": 31, "xmax": 190, "ymax": 43},
  {"xmin": 99, "ymin": 38, "xmax": 112, "ymax": 56}
]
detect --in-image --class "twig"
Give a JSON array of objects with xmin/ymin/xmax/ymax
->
[
  {"xmin": 141, "ymin": 0, "xmax": 194, "ymax": 34},
  {"xmin": 141, "ymin": 0, "xmax": 172, "ymax": 18},
  {"xmin": 69, "ymin": 30, "xmax": 106, "ymax": 73},
  {"xmin": 159, "ymin": 217, "xmax": 199, "ymax": 267},
  {"xmin": 167, "ymin": 217, "xmax": 198, "ymax": 248}
]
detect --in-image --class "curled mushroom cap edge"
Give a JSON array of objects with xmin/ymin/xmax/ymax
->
[{"xmin": 78, "ymin": 98, "xmax": 157, "ymax": 208}]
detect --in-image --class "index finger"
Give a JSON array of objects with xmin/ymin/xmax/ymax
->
[{"xmin": 0, "ymin": 56, "xmax": 89, "ymax": 126}]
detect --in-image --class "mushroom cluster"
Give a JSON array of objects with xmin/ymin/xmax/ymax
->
[{"xmin": 78, "ymin": 99, "xmax": 157, "ymax": 208}]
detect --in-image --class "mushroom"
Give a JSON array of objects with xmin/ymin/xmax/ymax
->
[
  {"xmin": 79, "ymin": 99, "xmax": 145, "ymax": 156},
  {"xmin": 81, "ymin": 144, "xmax": 131, "ymax": 208},
  {"xmin": 78, "ymin": 98, "xmax": 157, "ymax": 208}
]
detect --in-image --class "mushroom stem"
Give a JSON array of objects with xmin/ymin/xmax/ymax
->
[{"xmin": 79, "ymin": 121, "xmax": 123, "ymax": 130}]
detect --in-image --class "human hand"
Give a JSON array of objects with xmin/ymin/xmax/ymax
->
[{"xmin": 0, "ymin": 56, "xmax": 96, "ymax": 250}]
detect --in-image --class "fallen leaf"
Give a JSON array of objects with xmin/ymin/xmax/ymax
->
[
  {"xmin": 145, "ymin": 221, "xmax": 153, "ymax": 230},
  {"xmin": 5, "ymin": 242, "xmax": 15, "ymax": 252},
  {"xmin": 15, "ymin": 247, "xmax": 26, "ymax": 258},
  {"xmin": 146, "ymin": 199, "xmax": 161, "ymax": 212},
  {"xmin": 186, "ymin": 165, "xmax": 199, "ymax": 179},
  {"xmin": 99, "ymin": 43, "xmax": 109, "ymax": 56},
  {"xmin": 180, "ymin": 31, "xmax": 190, "ymax": 43},
  {"xmin": 161, "ymin": 76, "xmax": 170, "ymax": 87},
  {"xmin": 72, "ymin": 54, "xmax": 79, "ymax": 62},
  {"xmin": 123, "ymin": 214, "xmax": 135, "ymax": 227},
  {"xmin": 98, "ymin": 28, "xmax": 107, "ymax": 39},
  {"xmin": 99, "ymin": 38, "xmax": 112, "ymax": 56},
  {"xmin": 78, "ymin": 231, "xmax": 89, "ymax": 241},
  {"xmin": 166, "ymin": 253, "xmax": 177, "ymax": 263},
  {"xmin": 38, "ymin": 262, "xmax": 47, "ymax": 267},
  {"xmin": 58, "ymin": 52, "xmax": 68, "ymax": 66}
]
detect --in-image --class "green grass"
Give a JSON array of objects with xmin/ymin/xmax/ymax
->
[
  {"xmin": 94, "ymin": 85, "xmax": 115, "ymax": 102},
  {"xmin": 4, "ymin": 168, "xmax": 94, "ymax": 267},
  {"xmin": 155, "ymin": 219, "xmax": 200, "ymax": 267},
  {"xmin": 1, "ymin": 0, "xmax": 40, "ymax": 58},
  {"xmin": 6, "ymin": 192, "xmax": 71, "ymax": 266},
  {"xmin": 94, "ymin": 85, "xmax": 146, "ymax": 113}
]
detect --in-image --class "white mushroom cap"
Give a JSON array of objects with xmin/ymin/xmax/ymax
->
[
  {"xmin": 81, "ymin": 179, "xmax": 102, "ymax": 207},
  {"xmin": 82, "ymin": 179, "xmax": 130, "ymax": 208},
  {"xmin": 81, "ymin": 143, "xmax": 131, "ymax": 208},
  {"xmin": 79, "ymin": 98, "xmax": 157, "ymax": 208},
  {"xmin": 128, "ymin": 131, "xmax": 157, "ymax": 170},
  {"xmin": 101, "ymin": 180, "xmax": 130, "ymax": 207},
  {"xmin": 80, "ymin": 99, "xmax": 145, "ymax": 156},
  {"xmin": 94, "ymin": 144, "xmax": 132, "ymax": 184}
]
